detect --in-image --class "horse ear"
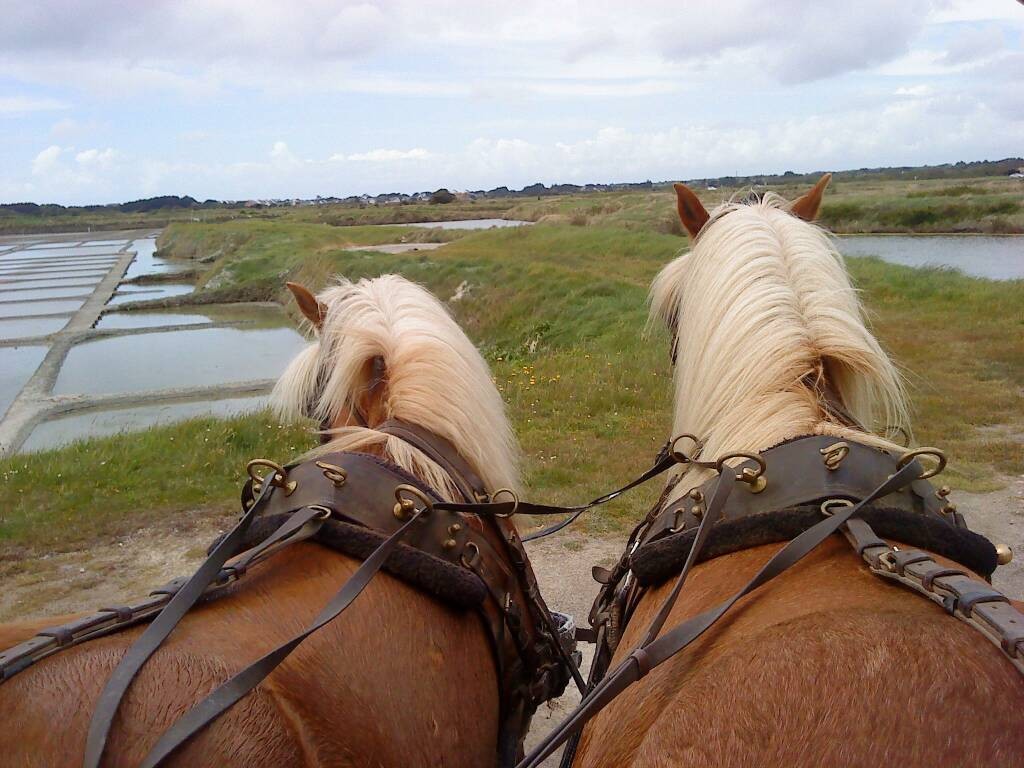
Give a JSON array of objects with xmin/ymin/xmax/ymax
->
[
  {"xmin": 790, "ymin": 173, "xmax": 832, "ymax": 222},
  {"xmin": 673, "ymin": 183, "xmax": 711, "ymax": 239},
  {"xmin": 286, "ymin": 281, "xmax": 327, "ymax": 329}
]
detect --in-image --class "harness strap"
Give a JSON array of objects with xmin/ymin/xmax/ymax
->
[
  {"xmin": 377, "ymin": 419, "xmax": 487, "ymax": 503},
  {"xmin": 139, "ymin": 506, "xmax": 429, "ymax": 767},
  {"xmin": 432, "ymin": 444, "xmax": 679, "ymax": 541},
  {"xmin": 518, "ymin": 460, "xmax": 925, "ymax": 768},
  {"xmin": 841, "ymin": 517, "xmax": 1024, "ymax": 674},
  {"xmin": 83, "ymin": 477, "xmax": 283, "ymax": 768}
]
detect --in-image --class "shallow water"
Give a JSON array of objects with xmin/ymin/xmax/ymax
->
[
  {"xmin": 106, "ymin": 284, "xmax": 195, "ymax": 306},
  {"xmin": 15, "ymin": 245, "xmax": 123, "ymax": 257},
  {"xmin": 0, "ymin": 346, "xmax": 47, "ymax": 418},
  {"xmin": 0, "ymin": 299, "xmax": 84, "ymax": 318},
  {"xmin": 407, "ymin": 218, "xmax": 531, "ymax": 230},
  {"xmin": 0, "ymin": 276, "xmax": 103, "ymax": 290},
  {"xmin": 0, "ymin": 316, "xmax": 67, "ymax": 340},
  {"xmin": 0, "ymin": 286, "xmax": 93, "ymax": 302},
  {"xmin": 22, "ymin": 395, "xmax": 271, "ymax": 452},
  {"xmin": 53, "ymin": 326, "xmax": 306, "ymax": 395},
  {"xmin": 96, "ymin": 304, "xmax": 292, "ymax": 330},
  {"xmin": 122, "ymin": 237, "xmax": 190, "ymax": 280},
  {"xmin": 836, "ymin": 235, "xmax": 1024, "ymax": 280}
]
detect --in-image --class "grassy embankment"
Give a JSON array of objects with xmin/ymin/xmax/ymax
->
[
  {"xmin": 504, "ymin": 176, "xmax": 1024, "ymax": 234},
  {"xmin": 1, "ymin": 181, "xmax": 1022, "ymax": 558}
]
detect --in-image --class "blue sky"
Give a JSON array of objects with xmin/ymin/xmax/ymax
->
[{"xmin": 1, "ymin": 0, "xmax": 1021, "ymax": 205}]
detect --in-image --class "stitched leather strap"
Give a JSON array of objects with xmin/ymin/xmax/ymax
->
[{"xmin": 841, "ymin": 518, "xmax": 1024, "ymax": 673}]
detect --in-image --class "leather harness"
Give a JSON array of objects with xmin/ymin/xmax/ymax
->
[
  {"xmin": 3, "ymin": 429, "xmax": 1022, "ymax": 768},
  {"xmin": 516, "ymin": 436, "xmax": 1024, "ymax": 768},
  {"xmin": 0, "ymin": 423, "xmax": 576, "ymax": 768}
]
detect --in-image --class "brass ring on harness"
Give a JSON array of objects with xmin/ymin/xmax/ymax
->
[
  {"xmin": 669, "ymin": 433, "xmax": 705, "ymax": 465},
  {"xmin": 491, "ymin": 488, "xmax": 520, "ymax": 518},
  {"xmin": 246, "ymin": 459, "xmax": 297, "ymax": 496},
  {"xmin": 897, "ymin": 447, "xmax": 946, "ymax": 480},
  {"xmin": 460, "ymin": 541, "xmax": 481, "ymax": 569},
  {"xmin": 307, "ymin": 505, "xmax": 334, "ymax": 522},
  {"xmin": 820, "ymin": 498, "xmax": 854, "ymax": 517},
  {"xmin": 716, "ymin": 452, "xmax": 767, "ymax": 493},
  {"xmin": 393, "ymin": 484, "xmax": 433, "ymax": 520}
]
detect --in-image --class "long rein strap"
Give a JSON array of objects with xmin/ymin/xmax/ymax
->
[
  {"xmin": 434, "ymin": 444, "xmax": 679, "ymax": 542},
  {"xmin": 138, "ymin": 506, "xmax": 429, "ymax": 767},
  {"xmin": 518, "ymin": 460, "xmax": 927, "ymax": 768}
]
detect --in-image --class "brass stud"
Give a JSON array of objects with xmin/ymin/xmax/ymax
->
[
  {"xmin": 687, "ymin": 489, "xmax": 704, "ymax": 503},
  {"xmin": 393, "ymin": 498, "xmax": 415, "ymax": 520},
  {"xmin": 443, "ymin": 538, "xmax": 457, "ymax": 550},
  {"xmin": 448, "ymin": 523, "xmax": 463, "ymax": 535},
  {"xmin": 941, "ymin": 503, "xmax": 957, "ymax": 516},
  {"xmin": 692, "ymin": 504, "xmax": 705, "ymax": 520},
  {"xmin": 996, "ymin": 543, "xmax": 1013, "ymax": 566},
  {"xmin": 936, "ymin": 486, "xmax": 951, "ymax": 498},
  {"xmin": 740, "ymin": 467, "xmax": 767, "ymax": 493}
]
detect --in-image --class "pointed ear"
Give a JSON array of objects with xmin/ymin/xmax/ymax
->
[
  {"xmin": 673, "ymin": 183, "xmax": 711, "ymax": 239},
  {"xmin": 286, "ymin": 281, "xmax": 328, "ymax": 329},
  {"xmin": 790, "ymin": 173, "xmax": 832, "ymax": 222}
]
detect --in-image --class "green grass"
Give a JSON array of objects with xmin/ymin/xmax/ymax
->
[{"xmin": 2, "ymin": 210, "xmax": 1022, "ymax": 558}]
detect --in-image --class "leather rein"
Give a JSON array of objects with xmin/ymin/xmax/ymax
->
[{"xmin": 516, "ymin": 436, "xmax": 1024, "ymax": 768}]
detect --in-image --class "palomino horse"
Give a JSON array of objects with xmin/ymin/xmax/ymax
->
[
  {"xmin": 0, "ymin": 275, "xmax": 552, "ymax": 766},
  {"xmin": 571, "ymin": 179, "xmax": 1024, "ymax": 766}
]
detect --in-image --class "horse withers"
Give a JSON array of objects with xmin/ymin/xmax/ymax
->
[
  {"xmin": 0, "ymin": 274, "xmax": 567, "ymax": 767},
  {"xmin": 570, "ymin": 178, "xmax": 1024, "ymax": 767}
]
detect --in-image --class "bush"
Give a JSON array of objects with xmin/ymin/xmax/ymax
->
[{"xmin": 429, "ymin": 189, "xmax": 456, "ymax": 205}]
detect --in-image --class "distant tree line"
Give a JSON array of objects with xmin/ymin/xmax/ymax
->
[{"xmin": 3, "ymin": 158, "xmax": 1020, "ymax": 216}]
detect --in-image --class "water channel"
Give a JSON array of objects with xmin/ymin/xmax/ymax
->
[
  {"xmin": 0, "ymin": 226, "xmax": 1018, "ymax": 455},
  {"xmin": 0, "ymin": 232, "xmax": 306, "ymax": 454}
]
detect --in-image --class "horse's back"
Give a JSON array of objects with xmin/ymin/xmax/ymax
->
[
  {"xmin": 0, "ymin": 619, "xmax": 306, "ymax": 767},
  {"xmin": 578, "ymin": 539, "xmax": 1024, "ymax": 768}
]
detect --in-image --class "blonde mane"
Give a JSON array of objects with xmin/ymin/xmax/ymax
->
[
  {"xmin": 650, "ymin": 192, "xmax": 910, "ymax": 500},
  {"xmin": 272, "ymin": 274, "xmax": 519, "ymax": 501}
]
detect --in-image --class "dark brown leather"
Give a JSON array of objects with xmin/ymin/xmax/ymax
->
[
  {"xmin": 641, "ymin": 435, "xmax": 952, "ymax": 546},
  {"xmin": 841, "ymin": 515, "xmax": 1024, "ymax": 673},
  {"xmin": 377, "ymin": 419, "xmax": 488, "ymax": 503}
]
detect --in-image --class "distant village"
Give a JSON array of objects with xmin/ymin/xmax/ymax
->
[
  {"xmin": 2, "ymin": 157, "xmax": 1020, "ymax": 216},
  {"xmin": 238, "ymin": 180, "xmax": 657, "ymax": 209}
]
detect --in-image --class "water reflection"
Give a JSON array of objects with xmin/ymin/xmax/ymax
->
[
  {"xmin": 22, "ymin": 396, "xmax": 271, "ymax": 452},
  {"xmin": 407, "ymin": 218, "xmax": 531, "ymax": 230},
  {"xmin": 836, "ymin": 235, "xmax": 1024, "ymax": 280},
  {"xmin": 0, "ymin": 299, "xmax": 84, "ymax": 318},
  {"xmin": 0, "ymin": 316, "xmax": 68, "ymax": 340},
  {"xmin": 106, "ymin": 284, "xmax": 195, "ymax": 305},
  {"xmin": 54, "ymin": 326, "xmax": 306, "ymax": 395},
  {"xmin": 0, "ymin": 346, "xmax": 47, "ymax": 418}
]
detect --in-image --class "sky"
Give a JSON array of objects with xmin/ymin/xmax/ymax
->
[{"xmin": 1, "ymin": 0, "xmax": 1022, "ymax": 205}]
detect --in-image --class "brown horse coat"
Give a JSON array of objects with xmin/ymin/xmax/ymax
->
[
  {"xmin": 0, "ymin": 542, "xmax": 498, "ymax": 767},
  {"xmin": 576, "ymin": 538, "xmax": 1024, "ymax": 767}
]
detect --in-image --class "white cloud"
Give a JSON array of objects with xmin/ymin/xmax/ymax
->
[
  {"xmin": 32, "ymin": 145, "xmax": 62, "ymax": 175},
  {"xmin": 0, "ymin": 95, "xmax": 67, "ymax": 115},
  {"xmin": 75, "ymin": 147, "xmax": 118, "ymax": 167},
  {"xmin": 338, "ymin": 148, "xmax": 433, "ymax": 162}
]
